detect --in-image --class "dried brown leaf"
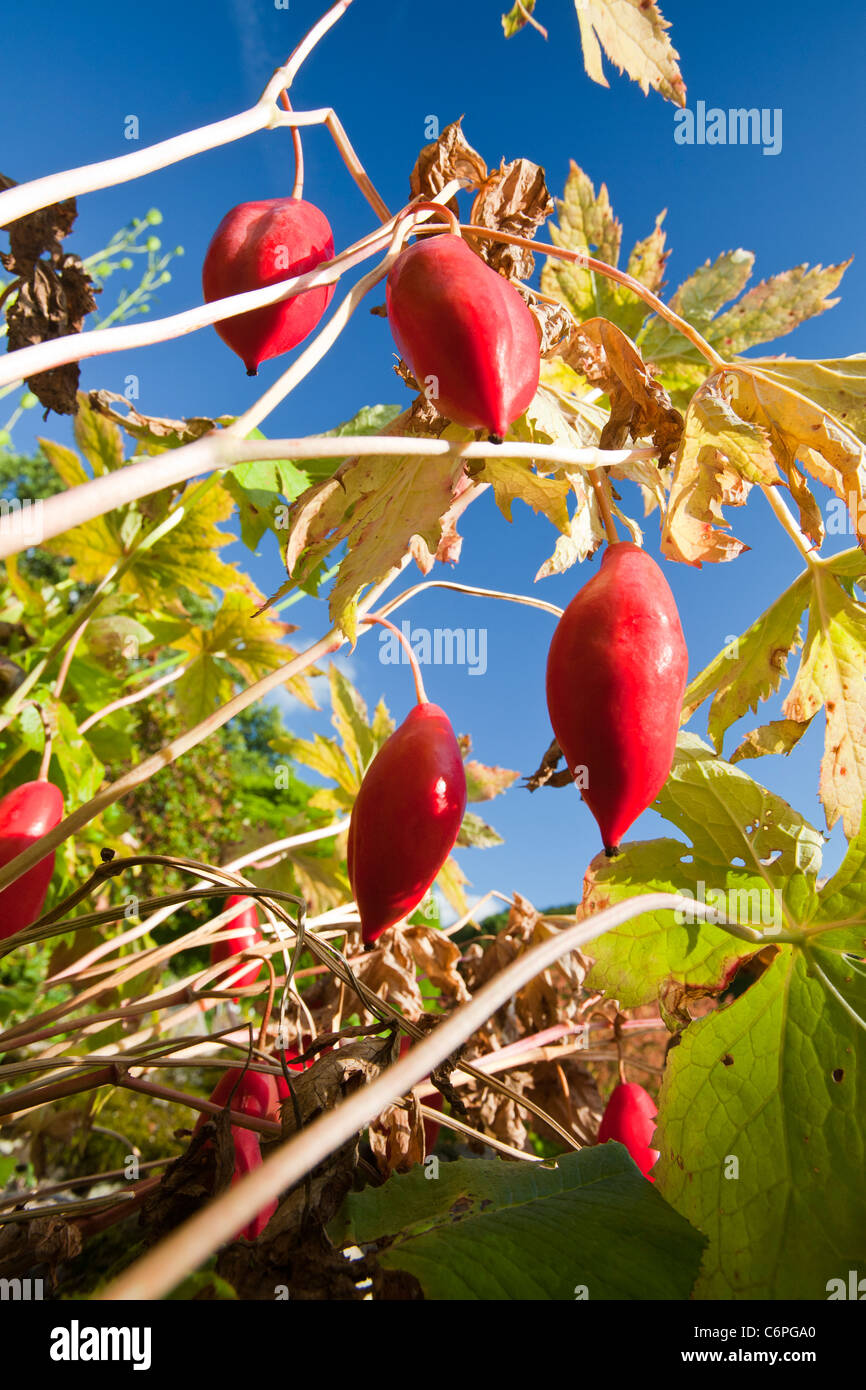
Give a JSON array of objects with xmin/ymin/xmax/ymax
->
[
  {"xmin": 409, "ymin": 118, "xmax": 487, "ymax": 213},
  {"xmin": 564, "ymin": 316, "xmax": 683, "ymax": 465},
  {"xmin": 468, "ymin": 158, "xmax": 554, "ymax": 278}
]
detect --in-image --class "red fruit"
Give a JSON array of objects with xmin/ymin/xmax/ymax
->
[
  {"xmin": 545, "ymin": 543, "xmax": 688, "ymax": 854},
  {"xmin": 230, "ymin": 1127, "xmax": 278, "ymax": 1240},
  {"xmin": 598, "ymin": 1082, "xmax": 659, "ymax": 1180},
  {"xmin": 347, "ymin": 703, "xmax": 467, "ymax": 944},
  {"xmin": 399, "ymin": 1036, "xmax": 442, "ymax": 1153},
  {"xmin": 211, "ymin": 894, "xmax": 263, "ymax": 999},
  {"xmin": 202, "ymin": 198, "xmax": 335, "ymax": 374},
  {"xmin": 0, "ymin": 780, "xmax": 64, "ymax": 941},
  {"xmin": 194, "ymin": 1066, "xmax": 279, "ymax": 1133},
  {"xmin": 195, "ymin": 1067, "xmax": 279, "ymax": 1240},
  {"xmin": 385, "ymin": 234, "xmax": 540, "ymax": 439}
]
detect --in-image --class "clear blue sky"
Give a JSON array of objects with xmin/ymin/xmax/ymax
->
[{"xmin": 4, "ymin": 0, "xmax": 865, "ymax": 913}]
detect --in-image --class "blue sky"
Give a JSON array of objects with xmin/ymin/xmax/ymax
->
[{"xmin": 4, "ymin": 0, "xmax": 865, "ymax": 913}]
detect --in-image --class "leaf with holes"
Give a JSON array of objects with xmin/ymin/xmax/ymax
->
[{"xmin": 330, "ymin": 1148, "xmax": 705, "ymax": 1299}]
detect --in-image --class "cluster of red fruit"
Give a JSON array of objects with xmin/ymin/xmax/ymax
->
[{"xmin": 0, "ymin": 199, "xmax": 682, "ymax": 1199}]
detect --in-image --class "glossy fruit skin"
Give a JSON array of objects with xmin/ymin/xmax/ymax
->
[
  {"xmin": 545, "ymin": 543, "xmax": 688, "ymax": 853},
  {"xmin": 210, "ymin": 894, "xmax": 263, "ymax": 999},
  {"xmin": 347, "ymin": 703, "xmax": 467, "ymax": 945},
  {"xmin": 0, "ymin": 780, "xmax": 64, "ymax": 941},
  {"xmin": 202, "ymin": 199, "xmax": 335, "ymax": 374},
  {"xmin": 385, "ymin": 234, "xmax": 540, "ymax": 439},
  {"xmin": 195, "ymin": 1067, "xmax": 279, "ymax": 1240},
  {"xmin": 598, "ymin": 1082, "xmax": 659, "ymax": 1180}
]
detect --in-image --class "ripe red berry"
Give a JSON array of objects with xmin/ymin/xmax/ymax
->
[
  {"xmin": 202, "ymin": 198, "xmax": 335, "ymax": 374},
  {"xmin": 385, "ymin": 234, "xmax": 540, "ymax": 439},
  {"xmin": 348, "ymin": 702, "xmax": 467, "ymax": 945},
  {"xmin": 545, "ymin": 542, "xmax": 688, "ymax": 854},
  {"xmin": 210, "ymin": 894, "xmax": 263, "ymax": 1000},
  {"xmin": 0, "ymin": 779, "xmax": 64, "ymax": 940},
  {"xmin": 598, "ymin": 1082, "xmax": 660, "ymax": 1180},
  {"xmin": 195, "ymin": 1066, "xmax": 279, "ymax": 1240}
]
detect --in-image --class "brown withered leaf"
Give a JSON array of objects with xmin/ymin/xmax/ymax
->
[
  {"xmin": 409, "ymin": 118, "xmax": 488, "ymax": 213},
  {"xmin": 2, "ymin": 179, "xmax": 99, "ymax": 418},
  {"xmin": 0, "ymin": 1214, "xmax": 82, "ymax": 1286},
  {"xmin": 349, "ymin": 930, "xmax": 425, "ymax": 1021},
  {"xmin": 524, "ymin": 737, "xmax": 574, "ymax": 791},
  {"xmin": 88, "ymin": 390, "xmax": 228, "ymax": 450},
  {"xmin": 7, "ymin": 258, "xmax": 98, "ymax": 416},
  {"xmin": 524, "ymin": 1056, "xmax": 603, "ymax": 1147},
  {"xmin": 564, "ymin": 316, "xmax": 683, "ymax": 466},
  {"xmin": 402, "ymin": 924, "xmax": 471, "ymax": 1004},
  {"xmin": 464, "ymin": 1069, "xmax": 533, "ymax": 1152},
  {"xmin": 517, "ymin": 284, "xmax": 576, "ymax": 358},
  {"xmin": 661, "ymin": 380, "xmax": 778, "ymax": 566},
  {"xmin": 468, "ymin": 158, "xmax": 554, "ymax": 279},
  {"xmin": 462, "ymin": 892, "xmax": 577, "ymax": 1036},
  {"xmin": 369, "ymin": 1095, "xmax": 426, "ymax": 1178},
  {"xmin": 140, "ymin": 1120, "xmax": 230, "ymax": 1246},
  {"xmin": 0, "ymin": 174, "xmax": 77, "ymax": 273}
]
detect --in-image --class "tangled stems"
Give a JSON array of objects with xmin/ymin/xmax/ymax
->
[{"xmin": 100, "ymin": 890, "xmax": 777, "ymax": 1301}]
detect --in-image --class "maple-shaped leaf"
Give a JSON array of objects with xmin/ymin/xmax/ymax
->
[
  {"xmin": 283, "ymin": 412, "xmax": 483, "ymax": 640},
  {"xmin": 640, "ymin": 249, "xmax": 755, "ymax": 363},
  {"xmin": 727, "ymin": 366, "xmax": 866, "ymax": 548},
  {"xmin": 642, "ymin": 256, "xmax": 850, "ymax": 375},
  {"xmin": 574, "ymin": 0, "xmax": 685, "ymax": 106},
  {"xmin": 784, "ymin": 566, "xmax": 866, "ymax": 837},
  {"xmin": 681, "ymin": 569, "xmax": 809, "ymax": 748},
  {"xmin": 661, "ymin": 381, "xmax": 779, "ymax": 565},
  {"xmin": 742, "ymin": 355, "xmax": 866, "ymax": 449},
  {"xmin": 275, "ymin": 666, "xmax": 394, "ymax": 812},
  {"xmin": 172, "ymin": 589, "xmax": 314, "ymax": 726},
  {"xmin": 584, "ymin": 733, "xmax": 824, "ymax": 1009}
]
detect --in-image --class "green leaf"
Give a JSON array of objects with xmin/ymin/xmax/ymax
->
[
  {"xmin": 585, "ymin": 735, "xmax": 824, "ymax": 1008},
  {"xmin": 331, "ymin": 1149, "xmax": 705, "ymax": 1300},
  {"xmin": 681, "ymin": 571, "xmax": 809, "ymax": 750},
  {"xmin": 73, "ymin": 395, "xmax": 125, "ymax": 475},
  {"xmin": 464, "ymin": 759, "xmax": 520, "ymax": 802},
  {"xmin": 456, "ymin": 810, "xmax": 503, "ymax": 849},
  {"xmin": 784, "ymin": 566, "xmax": 866, "ymax": 836},
  {"xmin": 711, "ymin": 261, "xmax": 850, "ymax": 356},
  {"xmin": 744, "ymin": 355, "xmax": 866, "ymax": 448},
  {"xmin": 641, "ymin": 250, "xmax": 754, "ymax": 362},
  {"xmin": 657, "ymin": 947, "xmax": 866, "ymax": 1298}
]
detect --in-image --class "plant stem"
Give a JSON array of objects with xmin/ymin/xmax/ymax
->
[
  {"xmin": 98, "ymin": 890, "xmax": 737, "ymax": 1300},
  {"xmin": 358, "ymin": 614, "xmax": 428, "ymax": 703},
  {"xmin": 78, "ymin": 661, "xmax": 186, "ymax": 734},
  {"xmin": 460, "ymin": 225, "xmax": 725, "ymax": 370},
  {"xmin": 588, "ymin": 470, "xmax": 619, "ymax": 545}
]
